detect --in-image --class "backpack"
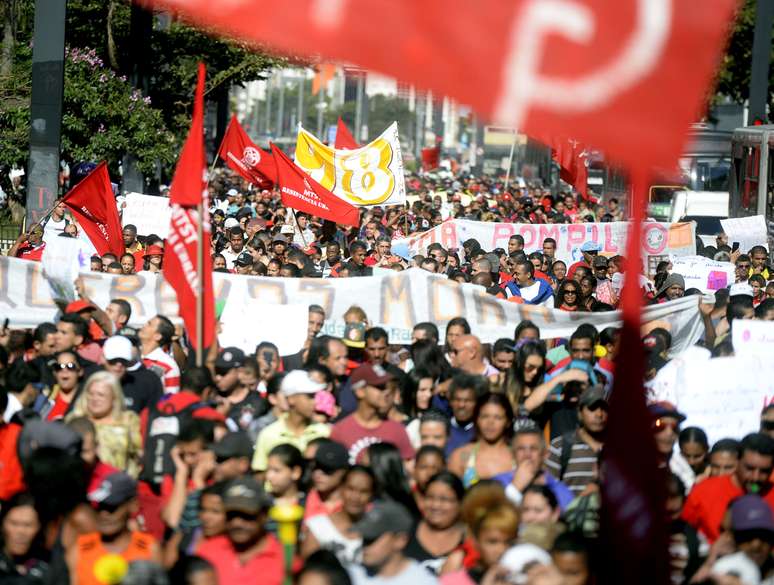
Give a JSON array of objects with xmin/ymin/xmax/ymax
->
[{"xmin": 139, "ymin": 398, "xmax": 206, "ymax": 487}]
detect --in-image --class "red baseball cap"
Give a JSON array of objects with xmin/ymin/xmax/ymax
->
[
  {"xmin": 144, "ymin": 245, "xmax": 164, "ymax": 257},
  {"xmin": 66, "ymin": 299, "xmax": 96, "ymax": 314},
  {"xmin": 350, "ymin": 363, "xmax": 393, "ymax": 390}
]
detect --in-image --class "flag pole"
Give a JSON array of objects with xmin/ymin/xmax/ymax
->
[{"xmin": 195, "ymin": 202, "xmax": 204, "ymax": 367}]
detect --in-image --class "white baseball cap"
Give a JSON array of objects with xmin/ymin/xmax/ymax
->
[
  {"xmin": 103, "ymin": 335, "xmax": 133, "ymax": 362},
  {"xmin": 729, "ymin": 282, "xmax": 754, "ymax": 298},
  {"xmin": 280, "ymin": 370, "xmax": 326, "ymax": 397},
  {"xmin": 500, "ymin": 544, "xmax": 552, "ymax": 583},
  {"xmin": 227, "ymin": 188, "xmax": 238, "ymax": 197},
  {"xmin": 224, "ymin": 217, "xmax": 240, "ymax": 229}
]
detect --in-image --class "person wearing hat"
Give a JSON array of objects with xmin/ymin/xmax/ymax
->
[
  {"xmin": 197, "ymin": 477, "xmax": 284, "ymax": 585},
  {"xmin": 67, "ymin": 471, "xmax": 161, "ymax": 583},
  {"xmin": 653, "ymin": 273, "xmax": 686, "ymax": 303},
  {"xmin": 567, "ymin": 241, "xmax": 601, "ymax": 280},
  {"xmin": 214, "ymin": 347, "xmax": 267, "ymax": 433},
  {"xmin": 592, "ymin": 255, "xmax": 617, "ymax": 306},
  {"xmin": 649, "ymin": 402, "xmax": 687, "ymax": 477},
  {"xmin": 8, "ymin": 224, "xmax": 46, "ymax": 262},
  {"xmin": 141, "ymin": 244, "xmax": 164, "ymax": 274},
  {"xmin": 684, "ymin": 433, "xmax": 774, "ymax": 543},
  {"xmin": 545, "ymin": 386, "xmax": 607, "ymax": 497},
  {"xmin": 252, "ymin": 370, "xmax": 330, "ymax": 475},
  {"xmin": 348, "ymin": 501, "xmax": 437, "ymax": 585},
  {"xmin": 233, "ymin": 251, "xmax": 254, "ymax": 275},
  {"xmin": 271, "ymin": 233, "xmax": 289, "ymax": 262},
  {"xmin": 330, "ymin": 363, "xmax": 414, "ymax": 464},
  {"xmin": 212, "ymin": 431, "xmax": 254, "ymax": 482},
  {"xmin": 302, "ymin": 439, "xmax": 351, "ymax": 520},
  {"xmin": 221, "ymin": 227, "xmax": 247, "ymax": 270}
]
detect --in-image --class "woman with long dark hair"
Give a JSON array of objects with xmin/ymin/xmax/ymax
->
[
  {"xmin": 555, "ymin": 280, "xmax": 581, "ymax": 311},
  {"xmin": 444, "ymin": 318, "xmax": 471, "ymax": 363},
  {"xmin": 364, "ymin": 442, "xmax": 420, "ymax": 518}
]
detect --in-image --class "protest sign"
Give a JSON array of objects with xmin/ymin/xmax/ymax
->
[
  {"xmin": 721, "ymin": 215, "xmax": 769, "ymax": 253},
  {"xmin": 651, "ymin": 352, "xmax": 774, "ymax": 446},
  {"xmin": 669, "ymin": 256, "xmax": 735, "ymax": 293},
  {"xmin": 218, "ymin": 301, "xmax": 308, "ymax": 356},
  {"xmin": 0, "ymin": 257, "xmax": 703, "ymax": 353},
  {"xmin": 733, "ymin": 319, "xmax": 774, "ymax": 360},
  {"xmin": 122, "ymin": 193, "xmax": 173, "ymax": 238},
  {"xmin": 295, "ymin": 123, "xmax": 406, "ymax": 206},
  {"xmin": 41, "ymin": 237, "xmax": 89, "ymax": 302},
  {"xmin": 392, "ymin": 219, "xmax": 695, "ymax": 272}
]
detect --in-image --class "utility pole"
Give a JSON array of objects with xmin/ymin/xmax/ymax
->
[
  {"xmin": 297, "ymin": 71, "xmax": 305, "ymax": 130},
  {"xmin": 26, "ymin": 0, "xmax": 67, "ymax": 225},
  {"xmin": 276, "ymin": 72, "xmax": 285, "ymax": 138},
  {"xmin": 748, "ymin": 0, "xmax": 774, "ymax": 123},
  {"xmin": 264, "ymin": 76, "xmax": 273, "ymax": 136},
  {"xmin": 354, "ymin": 70, "xmax": 365, "ymax": 142}
]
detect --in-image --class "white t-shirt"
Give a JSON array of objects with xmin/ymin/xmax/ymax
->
[
  {"xmin": 221, "ymin": 246, "xmax": 241, "ymax": 270},
  {"xmin": 43, "ymin": 217, "xmax": 68, "ymax": 242},
  {"xmin": 349, "ymin": 560, "xmax": 438, "ymax": 585}
]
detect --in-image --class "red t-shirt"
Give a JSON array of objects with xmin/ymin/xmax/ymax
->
[
  {"xmin": 46, "ymin": 394, "xmax": 71, "ymax": 421},
  {"xmin": 16, "ymin": 242, "xmax": 45, "ymax": 262},
  {"xmin": 682, "ymin": 474, "xmax": 774, "ymax": 542},
  {"xmin": 330, "ymin": 415, "xmax": 415, "ymax": 464},
  {"xmin": 0, "ymin": 423, "xmax": 25, "ymax": 500},
  {"xmin": 197, "ymin": 534, "xmax": 284, "ymax": 585}
]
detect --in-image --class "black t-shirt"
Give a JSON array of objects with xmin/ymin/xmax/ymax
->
[
  {"xmin": 226, "ymin": 391, "xmax": 268, "ymax": 432},
  {"xmin": 121, "ymin": 366, "xmax": 165, "ymax": 413}
]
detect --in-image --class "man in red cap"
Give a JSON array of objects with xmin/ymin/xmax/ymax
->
[{"xmin": 330, "ymin": 363, "xmax": 414, "ymax": 464}]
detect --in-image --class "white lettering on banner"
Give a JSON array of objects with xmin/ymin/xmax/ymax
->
[
  {"xmin": 392, "ymin": 219, "xmax": 695, "ymax": 270},
  {"xmin": 494, "ymin": 0, "xmax": 670, "ymax": 128},
  {"xmin": 0, "ymin": 257, "xmax": 704, "ymax": 354},
  {"xmin": 167, "ymin": 207, "xmax": 199, "ymax": 292},
  {"xmin": 733, "ymin": 320, "xmax": 774, "ymax": 360}
]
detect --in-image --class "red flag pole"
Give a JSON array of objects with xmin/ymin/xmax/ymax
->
[{"xmin": 196, "ymin": 202, "xmax": 204, "ymax": 366}]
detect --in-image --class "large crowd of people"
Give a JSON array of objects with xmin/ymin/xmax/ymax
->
[{"xmin": 1, "ymin": 167, "xmax": 774, "ymax": 585}]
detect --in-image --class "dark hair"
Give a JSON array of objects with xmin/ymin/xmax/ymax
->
[
  {"xmin": 305, "ymin": 335, "xmax": 341, "ymax": 369},
  {"xmin": 449, "ymin": 373, "xmax": 488, "ymax": 400},
  {"xmin": 6, "ymin": 358, "xmax": 41, "ymax": 393},
  {"xmin": 419, "ymin": 409, "xmax": 452, "ymax": 435},
  {"xmin": 366, "ymin": 442, "xmax": 419, "ymax": 517},
  {"xmin": 445, "ymin": 317, "xmax": 471, "ymax": 348},
  {"xmin": 425, "ymin": 470, "xmax": 465, "ymax": 502},
  {"xmin": 523, "ymin": 484, "xmax": 558, "ymax": 510},
  {"xmin": 59, "ymin": 313, "xmax": 89, "ymax": 341},
  {"xmin": 556, "ymin": 280, "xmax": 581, "ymax": 308},
  {"xmin": 649, "ymin": 328, "xmax": 673, "ymax": 352},
  {"xmin": 344, "ymin": 464, "xmax": 376, "ymax": 488},
  {"xmin": 169, "ymin": 556, "xmax": 216, "ymax": 585},
  {"xmin": 679, "ymin": 427, "xmax": 709, "ymax": 451},
  {"xmin": 0, "ymin": 492, "xmax": 44, "ymax": 559},
  {"xmin": 109, "ymin": 298, "xmax": 132, "ymax": 322},
  {"xmin": 295, "ymin": 550, "xmax": 353, "ymax": 585},
  {"xmin": 309, "ymin": 304, "xmax": 326, "ymax": 317},
  {"xmin": 402, "ymin": 368, "xmax": 435, "ymax": 418},
  {"xmin": 410, "ymin": 340, "xmax": 451, "ymax": 382},
  {"xmin": 509, "ymin": 234, "xmax": 525, "ymax": 246},
  {"xmin": 741, "ymin": 433, "xmax": 774, "ymax": 458},
  {"xmin": 365, "ymin": 327, "xmax": 388, "ymax": 344},
  {"xmin": 266, "ymin": 372, "xmax": 287, "ymax": 396},
  {"xmin": 514, "ymin": 320, "xmax": 540, "ymax": 341},
  {"xmin": 711, "ymin": 438, "xmax": 741, "ymax": 457},
  {"xmin": 153, "ymin": 314, "xmax": 175, "ymax": 347},
  {"xmin": 505, "ymin": 341, "xmax": 546, "ymax": 409},
  {"xmin": 180, "ymin": 366, "xmax": 213, "ymax": 397},
  {"xmin": 493, "ymin": 338, "xmax": 515, "ymax": 355},
  {"xmin": 349, "ymin": 241, "xmax": 367, "ymax": 255},
  {"xmin": 667, "ymin": 472, "xmax": 686, "ymax": 499},
  {"xmin": 552, "ymin": 531, "xmax": 591, "ymax": 557},
  {"xmin": 416, "ymin": 444, "xmax": 446, "ymax": 465},
  {"xmin": 200, "ymin": 480, "xmax": 228, "ymax": 501},
  {"xmin": 571, "ymin": 323, "xmax": 598, "ymax": 346},
  {"xmin": 23, "ymin": 447, "xmax": 87, "ymax": 526},
  {"xmin": 413, "ymin": 322, "xmax": 439, "ymax": 344},
  {"xmin": 268, "ymin": 443, "xmax": 305, "ymax": 471},
  {"xmin": 473, "ymin": 392, "xmax": 515, "ymax": 441},
  {"xmin": 178, "ymin": 419, "xmax": 214, "ymax": 445},
  {"xmin": 599, "ymin": 327, "xmax": 620, "ymax": 348},
  {"xmin": 33, "ymin": 322, "xmax": 57, "ymax": 344},
  {"xmin": 755, "ymin": 299, "xmax": 774, "ymax": 319},
  {"xmin": 726, "ymin": 295, "xmax": 754, "ymax": 328}
]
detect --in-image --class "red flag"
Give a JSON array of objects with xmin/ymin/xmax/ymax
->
[
  {"xmin": 219, "ymin": 115, "xmax": 277, "ymax": 186},
  {"xmin": 270, "ymin": 144, "xmax": 360, "ymax": 227},
  {"xmin": 599, "ymin": 171, "xmax": 670, "ymax": 585},
  {"xmin": 551, "ymin": 137, "xmax": 589, "ymax": 199},
  {"xmin": 334, "ymin": 117, "xmax": 359, "ymax": 150},
  {"xmin": 61, "ymin": 162, "xmax": 123, "ymax": 257},
  {"xmin": 141, "ymin": 0, "xmax": 735, "ymax": 172},
  {"xmin": 164, "ymin": 62, "xmax": 215, "ymax": 350},
  {"xmin": 421, "ymin": 146, "xmax": 440, "ymax": 171}
]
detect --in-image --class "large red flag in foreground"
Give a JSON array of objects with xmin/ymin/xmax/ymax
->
[
  {"xmin": 61, "ymin": 162, "xmax": 123, "ymax": 257},
  {"xmin": 334, "ymin": 117, "xmax": 359, "ymax": 150},
  {"xmin": 421, "ymin": 146, "xmax": 441, "ymax": 171},
  {"xmin": 164, "ymin": 63, "xmax": 215, "ymax": 351},
  {"xmin": 551, "ymin": 137, "xmax": 589, "ymax": 200},
  {"xmin": 141, "ymin": 0, "xmax": 735, "ymax": 171},
  {"xmin": 270, "ymin": 144, "xmax": 360, "ymax": 227},
  {"xmin": 219, "ymin": 115, "xmax": 277, "ymax": 186}
]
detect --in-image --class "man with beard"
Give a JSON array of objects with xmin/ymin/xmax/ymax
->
[
  {"xmin": 196, "ymin": 477, "xmax": 284, "ymax": 585},
  {"xmin": 349, "ymin": 501, "xmax": 438, "ymax": 585},
  {"xmin": 67, "ymin": 472, "xmax": 161, "ymax": 581}
]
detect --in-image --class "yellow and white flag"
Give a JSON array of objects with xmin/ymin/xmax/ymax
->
[{"xmin": 294, "ymin": 122, "xmax": 406, "ymax": 206}]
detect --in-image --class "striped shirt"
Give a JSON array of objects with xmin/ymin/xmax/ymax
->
[
  {"xmin": 545, "ymin": 430, "xmax": 599, "ymax": 495},
  {"xmin": 142, "ymin": 347, "xmax": 180, "ymax": 394}
]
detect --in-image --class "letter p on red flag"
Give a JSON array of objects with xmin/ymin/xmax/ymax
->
[{"xmin": 164, "ymin": 62, "xmax": 215, "ymax": 350}]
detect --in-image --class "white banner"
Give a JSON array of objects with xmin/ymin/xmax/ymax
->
[
  {"xmin": 121, "ymin": 192, "xmax": 172, "ymax": 238},
  {"xmin": 651, "ymin": 351, "xmax": 774, "ymax": 446},
  {"xmin": 721, "ymin": 215, "xmax": 769, "ymax": 253},
  {"xmin": 41, "ymin": 237, "xmax": 90, "ymax": 302},
  {"xmin": 669, "ymin": 255, "xmax": 735, "ymax": 293},
  {"xmin": 391, "ymin": 219, "xmax": 696, "ymax": 274},
  {"xmin": 294, "ymin": 123, "xmax": 406, "ymax": 206},
  {"xmin": 733, "ymin": 319, "xmax": 774, "ymax": 360},
  {"xmin": 0, "ymin": 258, "xmax": 703, "ymax": 353},
  {"xmin": 219, "ymin": 302, "xmax": 308, "ymax": 356}
]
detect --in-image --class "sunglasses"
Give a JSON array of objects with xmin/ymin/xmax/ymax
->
[
  {"xmin": 107, "ymin": 358, "xmax": 130, "ymax": 367},
  {"xmin": 585, "ymin": 250, "xmax": 598, "ymax": 255},
  {"xmin": 761, "ymin": 420, "xmax": 774, "ymax": 431},
  {"xmin": 53, "ymin": 362, "xmax": 79, "ymax": 371}
]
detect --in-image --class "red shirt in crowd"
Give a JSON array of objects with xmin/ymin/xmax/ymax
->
[
  {"xmin": 330, "ymin": 415, "xmax": 415, "ymax": 464},
  {"xmin": 0, "ymin": 423, "xmax": 25, "ymax": 500},
  {"xmin": 682, "ymin": 474, "xmax": 774, "ymax": 542},
  {"xmin": 15, "ymin": 242, "xmax": 46, "ymax": 262},
  {"xmin": 197, "ymin": 533, "xmax": 284, "ymax": 585}
]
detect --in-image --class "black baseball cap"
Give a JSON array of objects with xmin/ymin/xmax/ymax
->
[
  {"xmin": 314, "ymin": 440, "xmax": 349, "ymax": 472},
  {"xmin": 222, "ymin": 477, "xmax": 270, "ymax": 514},
  {"xmin": 234, "ymin": 252, "xmax": 253, "ymax": 267},
  {"xmin": 215, "ymin": 347, "xmax": 246, "ymax": 371},
  {"xmin": 212, "ymin": 432, "xmax": 254, "ymax": 460},
  {"xmin": 351, "ymin": 501, "xmax": 413, "ymax": 541},
  {"xmin": 88, "ymin": 471, "xmax": 137, "ymax": 507}
]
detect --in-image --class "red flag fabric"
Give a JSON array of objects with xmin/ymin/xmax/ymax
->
[
  {"xmin": 142, "ymin": 0, "xmax": 735, "ymax": 171},
  {"xmin": 219, "ymin": 115, "xmax": 277, "ymax": 186},
  {"xmin": 551, "ymin": 137, "xmax": 589, "ymax": 200},
  {"xmin": 270, "ymin": 144, "xmax": 360, "ymax": 227},
  {"xmin": 164, "ymin": 62, "xmax": 215, "ymax": 351},
  {"xmin": 61, "ymin": 162, "xmax": 123, "ymax": 257},
  {"xmin": 334, "ymin": 117, "xmax": 359, "ymax": 150},
  {"xmin": 599, "ymin": 171, "xmax": 670, "ymax": 585},
  {"xmin": 421, "ymin": 146, "xmax": 441, "ymax": 171}
]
